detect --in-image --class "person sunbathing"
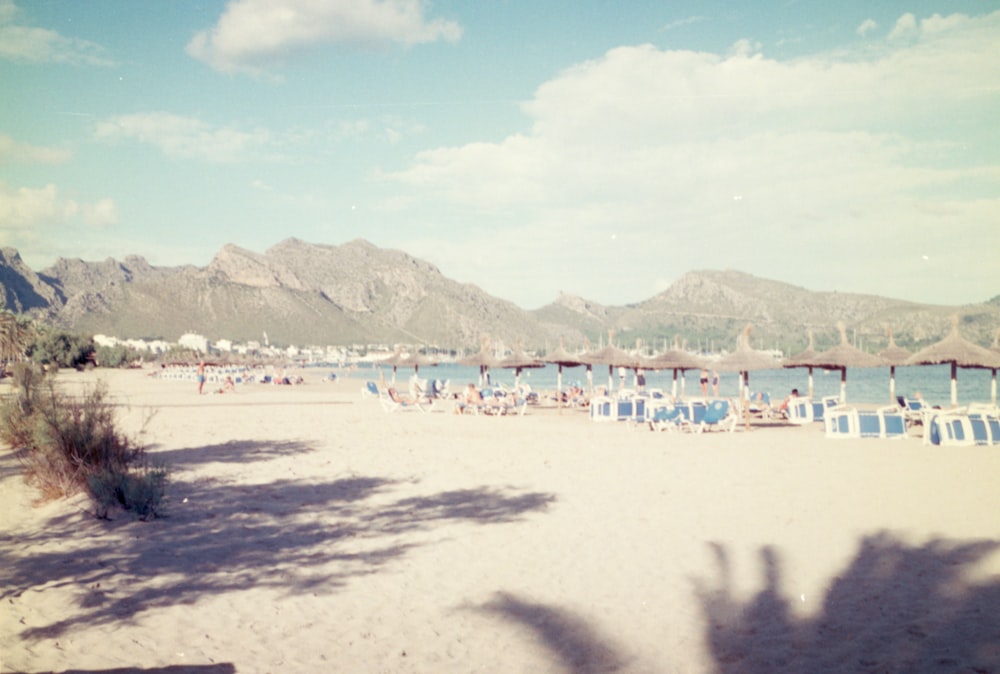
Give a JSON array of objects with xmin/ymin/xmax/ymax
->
[
  {"xmin": 778, "ymin": 388, "xmax": 800, "ymax": 417},
  {"xmin": 455, "ymin": 383, "xmax": 485, "ymax": 414}
]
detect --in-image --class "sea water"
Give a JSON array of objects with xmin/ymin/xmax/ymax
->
[{"xmin": 346, "ymin": 361, "xmax": 997, "ymax": 407}]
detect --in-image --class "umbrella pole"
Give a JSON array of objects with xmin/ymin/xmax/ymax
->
[
  {"xmin": 672, "ymin": 370, "xmax": 678, "ymax": 400},
  {"xmin": 889, "ymin": 365, "xmax": 896, "ymax": 405},
  {"xmin": 808, "ymin": 367, "xmax": 814, "ymax": 400},
  {"xmin": 840, "ymin": 368, "xmax": 847, "ymax": 404},
  {"xmin": 951, "ymin": 362, "xmax": 958, "ymax": 407},
  {"xmin": 743, "ymin": 371, "xmax": 750, "ymax": 431},
  {"xmin": 992, "ymin": 368, "xmax": 997, "ymax": 407},
  {"xmin": 557, "ymin": 365, "xmax": 563, "ymax": 413}
]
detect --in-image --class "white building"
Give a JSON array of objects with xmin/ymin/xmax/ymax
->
[{"xmin": 178, "ymin": 333, "xmax": 209, "ymax": 354}]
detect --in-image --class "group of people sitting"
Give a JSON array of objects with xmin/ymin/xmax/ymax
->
[{"xmin": 454, "ymin": 383, "xmax": 529, "ymax": 415}]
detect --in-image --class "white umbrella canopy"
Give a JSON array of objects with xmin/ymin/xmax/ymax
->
[
  {"xmin": 877, "ymin": 328, "xmax": 913, "ymax": 405},
  {"xmin": 904, "ymin": 317, "xmax": 1000, "ymax": 406}
]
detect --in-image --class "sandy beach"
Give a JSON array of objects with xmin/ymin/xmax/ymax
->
[{"xmin": 2, "ymin": 368, "xmax": 999, "ymax": 673}]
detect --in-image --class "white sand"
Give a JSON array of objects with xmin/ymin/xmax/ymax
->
[{"xmin": 2, "ymin": 369, "xmax": 998, "ymax": 673}]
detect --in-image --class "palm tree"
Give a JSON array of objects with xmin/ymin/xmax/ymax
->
[{"xmin": 0, "ymin": 310, "xmax": 32, "ymax": 373}]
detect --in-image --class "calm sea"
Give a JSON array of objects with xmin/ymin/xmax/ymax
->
[{"xmin": 342, "ymin": 361, "xmax": 997, "ymax": 406}]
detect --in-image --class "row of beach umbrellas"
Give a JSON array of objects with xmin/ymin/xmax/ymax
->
[{"xmin": 386, "ymin": 319, "xmax": 1000, "ymax": 407}]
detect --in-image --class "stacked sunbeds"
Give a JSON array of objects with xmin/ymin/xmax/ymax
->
[{"xmin": 923, "ymin": 404, "xmax": 1000, "ymax": 446}]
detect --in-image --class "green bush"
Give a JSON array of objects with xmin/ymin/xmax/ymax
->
[
  {"xmin": 95, "ymin": 343, "xmax": 143, "ymax": 368},
  {"xmin": 27, "ymin": 330, "xmax": 95, "ymax": 370},
  {"xmin": 0, "ymin": 364, "xmax": 167, "ymax": 519},
  {"xmin": 88, "ymin": 462, "xmax": 168, "ymax": 520}
]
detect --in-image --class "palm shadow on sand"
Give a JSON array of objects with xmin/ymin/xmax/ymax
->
[
  {"xmin": 472, "ymin": 533, "xmax": 1000, "ymax": 673},
  {"xmin": 1, "ymin": 439, "xmax": 556, "ymax": 643},
  {"xmin": 696, "ymin": 532, "xmax": 1000, "ymax": 674}
]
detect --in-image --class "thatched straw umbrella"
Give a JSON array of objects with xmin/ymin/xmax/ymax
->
[
  {"xmin": 644, "ymin": 335, "xmax": 706, "ymax": 400},
  {"xmin": 458, "ymin": 338, "xmax": 504, "ymax": 387},
  {"xmin": 794, "ymin": 322, "xmax": 885, "ymax": 404},
  {"xmin": 499, "ymin": 344, "xmax": 544, "ymax": 389},
  {"xmin": 715, "ymin": 325, "xmax": 781, "ymax": 428},
  {"xmin": 543, "ymin": 342, "xmax": 587, "ymax": 410},
  {"xmin": 579, "ymin": 331, "xmax": 643, "ymax": 394},
  {"xmin": 877, "ymin": 327, "xmax": 913, "ymax": 405},
  {"xmin": 782, "ymin": 330, "xmax": 820, "ymax": 399},
  {"xmin": 380, "ymin": 347, "xmax": 407, "ymax": 385},
  {"xmin": 904, "ymin": 317, "xmax": 1000, "ymax": 406}
]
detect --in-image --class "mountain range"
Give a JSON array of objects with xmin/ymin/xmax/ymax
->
[{"xmin": 2, "ymin": 238, "xmax": 998, "ymax": 353}]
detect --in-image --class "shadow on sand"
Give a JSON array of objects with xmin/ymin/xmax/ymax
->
[
  {"xmin": 472, "ymin": 532, "xmax": 1000, "ymax": 673},
  {"xmin": 10, "ymin": 666, "xmax": 235, "ymax": 674},
  {"xmin": 696, "ymin": 532, "xmax": 1000, "ymax": 674},
  {"xmin": 1, "ymin": 440, "xmax": 556, "ymax": 644},
  {"xmin": 474, "ymin": 592, "xmax": 631, "ymax": 674}
]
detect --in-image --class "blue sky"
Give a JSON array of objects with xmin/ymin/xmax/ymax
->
[{"xmin": 1, "ymin": 0, "xmax": 998, "ymax": 310}]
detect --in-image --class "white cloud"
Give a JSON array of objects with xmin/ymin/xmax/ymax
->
[
  {"xmin": 0, "ymin": 132, "xmax": 71, "ymax": 164},
  {"xmin": 93, "ymin": 112, "xmax": 275, "ymax": 163},
  {"xmin": 889, "ymin": 13, "xmax": 918, "ymax": 40},
  {"xmin": 82, "ymin": 198, "xmax": 118, "ymax": 228},
  {"xmin": 660, "ymin": 16, "xmax": 706, "ymax": 32},
  {"xmin": 0, "ymin": 1, "xmax": 113, "ymax": 66},
  {"xmin": 856, "ymin": 18, "xmax": 877, "ymax": 36},
  {"xmin": 0, "ymin": 182, "xmax": 117, "ymax": 252},
  {"xmin": 187, "ymin": 0, "xmax": 462, "ymax": 75},
  {"xmin": 382, "ymin": 11, "xmax": 1000, "ymax": 307}
]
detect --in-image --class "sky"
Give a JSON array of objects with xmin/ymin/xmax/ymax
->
[{"xmin": 1, "ymin": 0, "xmax": 998, "ymax": 310}]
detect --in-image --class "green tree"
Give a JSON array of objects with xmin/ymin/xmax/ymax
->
[
  {"xmin": 1, "ymin": 310, "xmax": 33, "ymax": 374},
  {"xmin": 27, "ymin": 330, "xmax": 96, "ymax": 370}
]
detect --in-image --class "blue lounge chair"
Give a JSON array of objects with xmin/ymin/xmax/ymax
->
[
  {"xmin": 648, "ymin": 404, "xmax": 683, "ymax": 432},
  {"xmin": 590, "ymin": 396, "xmax": 613, "ymax": 422},
  {"xmin": 616, "ymin": 396, "xmax": 635, "ymax": 421},
  {"xmin": 787, "ymin": 399, "xmax": 814, "ymax": 425},
  {"xmin": 685, "ymin": 399, "xmax": 736, "ymax": 433},
  {"xmin": 824, "ymin": 407, "xmax": 855, "ymax": 438},
  {"xmin": 925, "ymin": 413, "xmax": 975, "ymax": 446},
  {"xmin": 881, "ymin": 407, "xmax": 908, "ymax": 438},
  {"xmin": 967, "ymin": 414, "xmax": 997, "ymax": 445},
  {"xmin": 857, "ymin": 410, "xmax": 882, "ymax": 438}
]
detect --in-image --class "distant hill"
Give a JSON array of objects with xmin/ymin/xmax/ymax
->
[{"xmin": 1, "ymin": 240, "xmax": 998, "ymax": 353}]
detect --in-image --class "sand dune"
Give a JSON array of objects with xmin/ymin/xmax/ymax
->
[{"xmin": 2, "ymin": 369, "xmax": 998, "ymax": 673}]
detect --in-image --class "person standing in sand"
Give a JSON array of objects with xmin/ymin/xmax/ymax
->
[
  {"xmin": 712, "ymin": 370, "xmax": 720, "ymax": 397},
  {"xmin": 197, "ymin": 360, "xmax": 206, "ymax": 395},
  {"xmin": 700, "ymin": 368, "xmax": 709, "ymax": 396}
]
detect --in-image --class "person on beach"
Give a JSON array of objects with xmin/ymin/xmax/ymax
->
[
  {"xmin": 197, "ymin": 360, "xmax": 206, "ymax": 395},
  {"xmin": 700, "ymin": 368, "xmax": 710, "ymax": 396},
  {"xmin": 456, "ymin": 383, "xmax": 485, "ymax": 414},
  {"xmin": 778, "ymin": 388, "xmax": 799, "ymax": 416},
  {"xmin": 712, "ymin": 370, "xmax": 720, "ymax": 397}
]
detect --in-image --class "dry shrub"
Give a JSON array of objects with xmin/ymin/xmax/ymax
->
[{"xmin": 1, "ymin": 364, "xmax": 167, "ymax": 519}]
